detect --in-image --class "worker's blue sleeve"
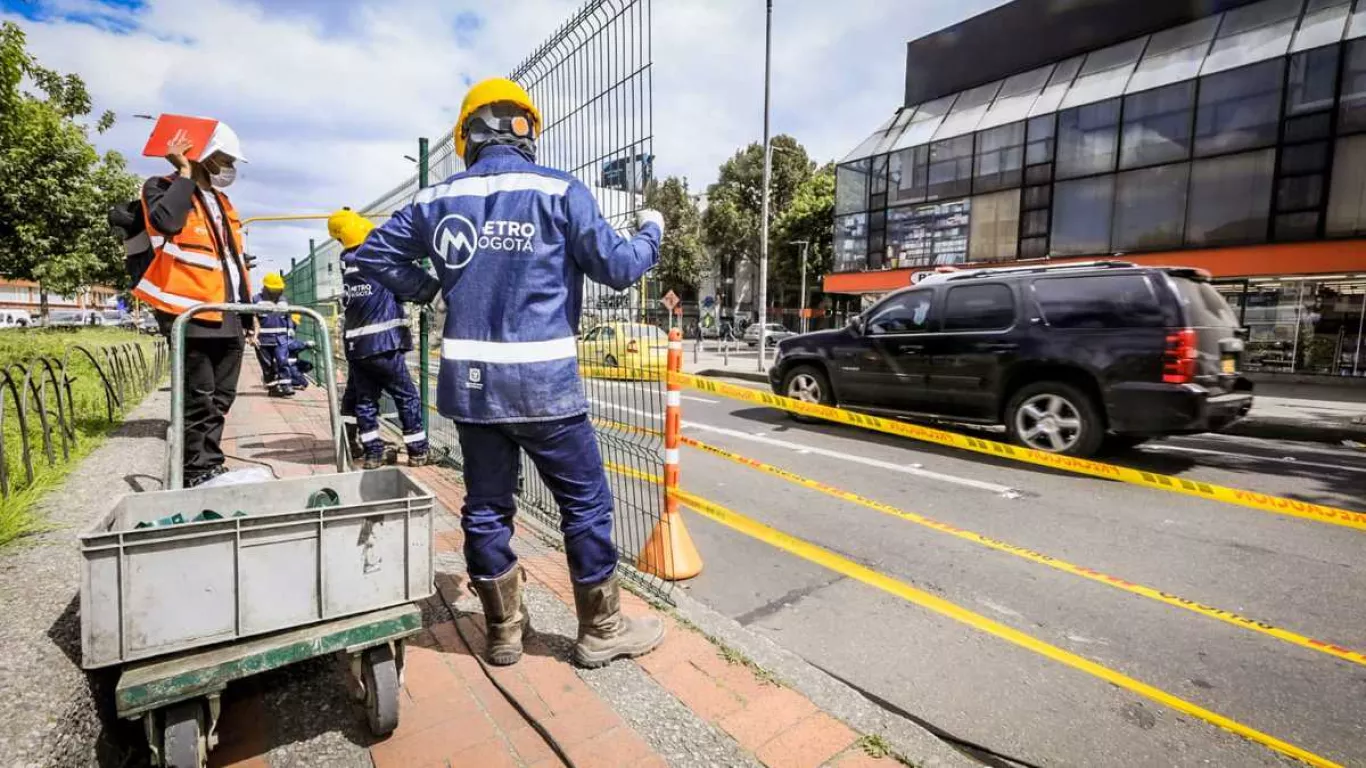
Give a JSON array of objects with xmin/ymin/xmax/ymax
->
[
  {"xmin": 563, "ymin": 182, "xmax": 661, "ymax": 291},
  {"xmin": 353, "ymin": 205, "xmax": 442, "ymax": 304}
]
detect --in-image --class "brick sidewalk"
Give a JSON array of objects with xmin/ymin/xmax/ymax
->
[{"xmin": 212, "ymin": 355, "xmax": 904, "ymax": 768}]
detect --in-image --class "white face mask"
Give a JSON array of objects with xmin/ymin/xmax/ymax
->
[{"xmin": 209, "ymin": 165, "xmax": 237, "ymax": 188}]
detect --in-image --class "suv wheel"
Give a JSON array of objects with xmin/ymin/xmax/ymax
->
[
  {"xmin": 781, "ymin": 365, "xmax": 832, "ymax": 422},
  {"xmin": 1006, "ymin": 381, "xmax": 1104, "ymax": 457}
]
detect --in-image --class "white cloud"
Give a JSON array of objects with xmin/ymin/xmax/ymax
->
[{"xmin": 3, "ymin": 0, "xmax": 1007, "ymax": 277}]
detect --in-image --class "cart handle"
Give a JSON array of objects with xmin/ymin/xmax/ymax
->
[{"xmin": 168, "ymin": 303, "xmax": 346, "ymax": 490}]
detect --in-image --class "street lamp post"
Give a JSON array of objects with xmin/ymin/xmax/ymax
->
[
  {"xmin": 790, "ymin": 240, "xmax": 810, "ymax": 334},
  {"xmin": 757, "ymin": 0, "xmax": 774, "ymax": 372}
]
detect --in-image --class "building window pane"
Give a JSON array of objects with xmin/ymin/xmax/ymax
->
[
  {"xmin": 1022, "ymin": 185, "xmax": 1051, "ymax": 209},
  {"xmin": 870, "ymin": 154, "xmax": 889, "ymax": 196},
  {"xmin": 968, "ymin": 190, "xmax": 1021, "ymax": 262},
  {"xmin": 1025, "ymin": 114, "xmax": 1056, "ymax": 165},
  {"xmin": 1186, "ymin": 149, "xmax": 1276, "ymax": 245},
  {"xmin": 1120, "ymin": 81, "xmax": 1195, "ymax": 168},
  {"xmin": 1022, "ymin": 209, "xmax": 1050, "ymax": 237},
  {"xmin": 1327, "ymin": 134, "xmax": 1366, "ymax": 235},
  {"xmin": 926, "ymin": 135, "xmax": 974, "ymax": 200},
  {"xmin": 889, "ymin": 145, "xmax": 928, "ymax": 205},
  {"xmin": 1287, "ymin": 45, "xmax": 1340, "ymax": 116},
  {"xmin": 1285, "ymin": 112, "xmax": 1332, "ymax": 142},
  {"xmin": 1278, "ymin": 174, "xmax": 1324, "ymax": 210},
  {"xmin": 1281, "ymin": 141, "xmax": 1329, "ymax": 174},
  {"xmin": 1020, "ymin": 236, "xmax": 1049, "ymax": 258},
  {"xmin": 1340, "ymin": 39, "xmax": 1366, "ymax": 132},
  {"xmin": 834, "ymin": 213, "xmax": 868, "ymax": 271},
  {"xmin": 1194, "ymin": 60, "xmax": 1284, "ymax": 157},
  {"xmin": 973, "ymin": 122, "xmax": 1025, "ymax": 193},
  {"xmin": 836, "ymin": 160, "xmax": 870, "ymax": 215},
  {"xmin": 1275, "ymin": 211, "xmax": 1321, "ymax": 239},
  {"xmin": 1052, "ymin": 175, "xmax": 1116, "ymax": 255},
  {"xmin": 1056, "ymin": 98, "xmax": 1120, "ymax": 179},
  {"xmin": 887, "ymin": 201, "xmax": 971, "ymax": 268},
  {"xmin": 1112, "ymin": 164, "xmax": 1190, "ymax": 251}
]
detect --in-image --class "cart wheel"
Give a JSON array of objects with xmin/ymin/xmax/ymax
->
[
  {"xmin": 362, "ymin": 643, "xmax": 400, "ymax": 736},
  {"xmin": 161, "ymin": 701, "xmax": 206, "ymax": 768}
]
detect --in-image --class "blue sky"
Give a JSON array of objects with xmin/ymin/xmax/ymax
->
[{"xmin": 1, "ymin": 0, "xmax": 1008, "ymax": 274}]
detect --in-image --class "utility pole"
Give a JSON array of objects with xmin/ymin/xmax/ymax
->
[
  {"xmin": 791, "ymin": 240, "xmax": 810, "ymax": 334},
  {"xmin": 757, "ymin": 0, "xmax": 773, "ymax": 372}
]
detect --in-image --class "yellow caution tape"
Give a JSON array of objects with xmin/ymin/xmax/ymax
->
[
  {"xmin": 680, "ymin": 435, "xmax": 1366, "ymax": 669},
  {"xmin": 606, "ymin": 460, "xmax": 1339, "ymax": 768},
  {"xmin": 669, "ymin": 371, "xmax": 1366, "ymax": 533}
]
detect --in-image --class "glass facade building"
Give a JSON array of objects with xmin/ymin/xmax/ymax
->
[{"xmin": 830, "ymin": 0, "xmax": 1366, "ymax": 375}]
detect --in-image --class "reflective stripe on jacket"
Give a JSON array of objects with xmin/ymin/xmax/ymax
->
[
  {"xmin": 340, "ymin": 247, "xmax": 410, "ymax": 360},
  {"xmin": 253, "ymin": 293, "xmax": 292, "ymax": 346},
  {"xmin": 132, "ymin": 177, "xmax": 251, "ymax": 322},
  {"xmin": 353, "ymin": 145, "xmax": 661, "ymax": 423}
]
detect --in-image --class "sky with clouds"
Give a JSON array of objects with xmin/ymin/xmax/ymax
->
[{"xmin": 1, "ymin": 0, "xmax": 1008, "ymax": 275}]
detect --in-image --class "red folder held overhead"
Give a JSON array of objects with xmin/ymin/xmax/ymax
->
[{"xmin": 141, "ymin": 114, "xmax": 219, "ymax": 161}]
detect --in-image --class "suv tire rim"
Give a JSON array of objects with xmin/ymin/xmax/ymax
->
[
  {"xmin": 1015, "ymin": 393, "xmax": 1083, "ymax": 453},
  {"xmin": 787, "ymin": 373, "xmax": 821, "ymax": 403}
]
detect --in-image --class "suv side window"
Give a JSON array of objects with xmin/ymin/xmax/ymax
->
[
  {"xmin": 1033, "ymin": 274, "xmax": 1165, "ymax": 329},
  {"xmin": 866, "ymin": 290, "xmax": 934, "ymax": 335},
  {"xmin": 943, "ymin": 284, "xmax": 1016, "ymax": 331}
]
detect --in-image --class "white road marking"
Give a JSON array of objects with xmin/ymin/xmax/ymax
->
[
  {"xmin": 1142, "ymin": 443, "xmax": 1366, "ymax": 475},
  {"xmin": 586, "ymin": 397, "xmax": 1018, "ymax": 495}
]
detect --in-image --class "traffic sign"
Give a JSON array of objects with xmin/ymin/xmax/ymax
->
[
  {"xmin": 702, "ymin": 295, "xmax": 715, "ymax": 308},
  {"xmin": 661, "ymin": 290, "xmax": 680, "ymax": 311}
]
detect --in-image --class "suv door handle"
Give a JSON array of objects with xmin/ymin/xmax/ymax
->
[
  {"xmin": 980, "ymin": 342, "xmax": 1019, "ymax": 352},
  {"xmin": 896, "ymin": 343, "xmax": 924, "ymax": 354}
]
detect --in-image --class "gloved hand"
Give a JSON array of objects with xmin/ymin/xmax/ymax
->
[
  {"xmin": 304, "ymin": 340, "xmax": 316, "ymax": 349},
  {"xmin": 636, "ymin": 208, "xmax": 665, "ymax": 235},
  {"xmin": 400, "ymin": 275, "xmax": 442, "ymax": 306}
]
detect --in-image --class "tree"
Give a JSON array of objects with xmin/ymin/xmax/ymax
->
[
  {"xmin": 643, "ymin": 176, "xmax": 704, "ymax": 296},
  {"xmin": 701, "ymin": 135, "xmax": 814, "ymax": 305},
  {"xmin": 0, "ymin": 21, "xmax": 139, "ymax": 313},
  {"xmin": 772, "ymin": 163, "xmax": 835, "ymax": 305}
]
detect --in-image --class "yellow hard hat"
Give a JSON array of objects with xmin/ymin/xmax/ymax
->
[
  {"xmin": 328, "ymin": 208, "xmax": 373, "ymax": 250},
  {"xmin": 263, "ymin": 272, "xmax": 285, "ymax": 292},
  {"xmin": 455, "ymin": 77, "xmax": 541, "ymax": 160},
  {"xmin": 291, "ymin": 313, "xmax": 302, "ymax": 324}
]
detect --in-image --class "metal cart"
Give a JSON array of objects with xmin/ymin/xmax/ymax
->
[{"xmin": 78, "ymin": 303, "xmax": 435, "ymax": 768}]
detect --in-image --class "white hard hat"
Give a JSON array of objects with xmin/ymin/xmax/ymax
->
[{"xmin": 202, "ymin": 121, "xmax": 246, "ymax": 163}]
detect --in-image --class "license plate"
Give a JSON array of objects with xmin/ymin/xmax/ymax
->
[{"xmin": 1221, "ymin": 358, "xmax": 1236, "ymax": 374}]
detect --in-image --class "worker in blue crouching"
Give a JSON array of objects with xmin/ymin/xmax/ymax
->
[
  {"xmin": 328, "ymin": 208, "xmax": 429, "ymax": 470},
  {"xmin": 283, "ymin": 314, "xmax": 315, "ymax": 390},
  {"xmin": 353, "ymin": 78, "xmax": 666, "ymax": 670},
  {"xmin": 253, "ymin": 273, "xmax": 296, "ymax": 397}
]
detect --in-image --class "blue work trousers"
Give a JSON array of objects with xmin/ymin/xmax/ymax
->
[
  {"xmin": 457, "ymin": 415, "xmax": 618, "ymax": 585},
  {"xmin": 255, "ymin": 342, "xmax": 291, "ymax": 388},
  {"xmin": 343, "ymin": 351, "xmax": 427, "ymax": 457}
]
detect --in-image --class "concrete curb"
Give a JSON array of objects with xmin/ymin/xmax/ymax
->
[{"xmin": 1225, "ymin": 416, "xmax": 1366, "ymax": 446}]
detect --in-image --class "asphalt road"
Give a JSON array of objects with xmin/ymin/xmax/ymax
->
[{"xmin": 587, "ymin": 375, "xmax": 1366, "ymax": 768}]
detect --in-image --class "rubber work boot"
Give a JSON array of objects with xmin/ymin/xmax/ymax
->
[
  {"xmin": 408, "ymin": 451, "xmax": 430, "ymax": 467},
  {"xmin": 360, "ymin": 453, "xmax": 385, "ymax": 470},
  {"xmin": 572, "ymin": 574, "xmax": 665, "ymax": 668},
  {"xmin": 469, "ymin": 567, "xmax": 530, "ymax": 666}
]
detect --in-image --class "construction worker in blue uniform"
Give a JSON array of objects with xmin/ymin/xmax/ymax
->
[
  {"xmin": 329, "ymin": 209, "xmax": 430, "ymax": 470},
  {"xmin": 252, "ymin": 273, "xmax": 297, "ymax": 397},
  {"xmin": 354, "ymin": 78, "xmax": 666, "ymax": 669},
  {"xmin": 283, "ymin": 315, "xmax": 315, "ymax": 389}
]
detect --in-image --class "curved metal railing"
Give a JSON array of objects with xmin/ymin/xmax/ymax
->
[{"xmin": 0, "ymin": 338, "xmax": 168, "ymax": 499}]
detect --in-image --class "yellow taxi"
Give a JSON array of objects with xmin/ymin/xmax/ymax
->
[{"xmin": 578, "ymin": 322, "xmax": 669, "ymax": 379}]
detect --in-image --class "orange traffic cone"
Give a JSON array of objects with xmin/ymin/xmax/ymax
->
[{"xmin": 636, "ymin": 506, "xmax": 702, "ymax": 580}]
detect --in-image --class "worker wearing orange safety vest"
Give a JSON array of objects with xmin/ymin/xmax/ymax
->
[{"xmin": 133, "ymin": 121, "xmax": 254, "ymax": 487}]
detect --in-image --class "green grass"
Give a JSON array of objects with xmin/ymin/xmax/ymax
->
[{"xmin": 0, "ymin": 327, "xmax": 163, "ymax": 548}]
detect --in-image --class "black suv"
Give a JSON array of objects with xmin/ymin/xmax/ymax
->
[{"xmin": 769, "ymin": 261, "xmax": 1253, "ymax": 457}]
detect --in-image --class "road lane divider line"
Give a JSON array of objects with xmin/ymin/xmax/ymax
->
[
  {"xmin": 679, "ymin": 435, "xmax": 1366, "ymax": 670},
  {"xmin": 604, "ymin": 462, "xmax": 1340, "ymax": 768},
  {"xmin": 586, "ymin": 400, "xmax": 1019, "ymax": 496},
  {"xmin": 669, "ymin": 371, "xmax": 1366, "ymax": 533}
]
